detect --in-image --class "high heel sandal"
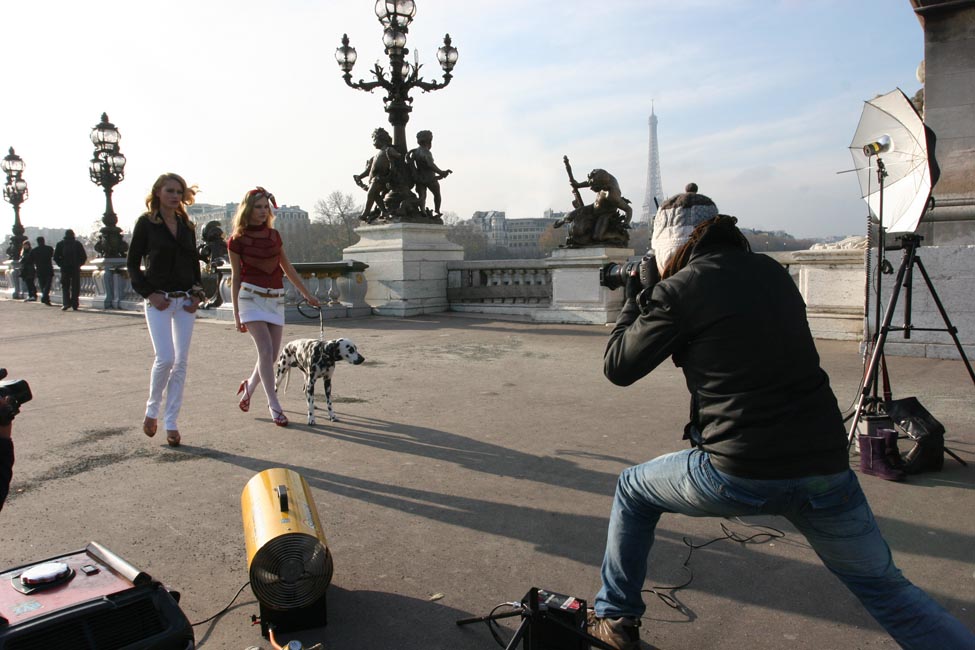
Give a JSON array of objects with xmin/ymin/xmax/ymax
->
[
  {"xmin": 142, "ymin": 416, "xmax": 157, "ymax": 438},
  {"xmin": 237, "ymin": 380, "xmax": 251, "ymax": 412},
  {"xmin": 166, "ymin": 430, "xmax": 181, "ymax": 447},
  {"xmin": 270, "ymin": 408, "xmax": 289, "ymax": 427}
]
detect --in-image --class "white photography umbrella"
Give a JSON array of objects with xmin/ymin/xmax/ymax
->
[{"xmin": 849, "ymin": 88, "xmax": 934, "ymax": 233}]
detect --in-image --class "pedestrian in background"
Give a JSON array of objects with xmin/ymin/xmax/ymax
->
[
  {"xmin": 228, "ymin": 186, "xmax": 320, "ymax": 427},
  {"xmin": 53, "ymin": 229, "xmax": 87, "ymax": 311},
  {"xmin": 18, "ymin": 241, "xmax": 37, "ymax": 302},
  {"xmin": 126, "ymin": 173, "xmax": 205, "ymax": 448},
  {"xmin": 32, "ymin": 236, "xmax": 54, "ymax": 305}
]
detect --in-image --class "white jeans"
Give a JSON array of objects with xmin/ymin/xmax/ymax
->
[{"xmin": 144, "ymin": 297, "xmax": 196, "ymax": 430}]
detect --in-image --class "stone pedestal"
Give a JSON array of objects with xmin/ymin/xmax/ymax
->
[
  {"xmin": 83, "ymin": 258, "xmax": 127, "ymax": 309},
  {"xmin": 534, "ymin": 246, "xmax": 633, "ymax": 324},
  {"xmin": 342, "ymin": 223, "xmax": 463, "ymax": 317}
]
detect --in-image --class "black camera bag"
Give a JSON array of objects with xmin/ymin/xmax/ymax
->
[{"xmin": 885, "ymin": 396, "xmax": 945, "ymax": 474}]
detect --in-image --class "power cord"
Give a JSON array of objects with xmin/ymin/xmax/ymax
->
[
  {"xmin": 641, "ymin": 518, "xmax": 785, "ymax": 615},
  {"xmin": 190, "ymin": 581, "xmax": 251, "ymax": 627},
  {"xmin": 486, "ymin": 601, "xmax": 524, "ymax": 649}
]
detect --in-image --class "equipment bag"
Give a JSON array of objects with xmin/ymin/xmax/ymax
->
[{"xmin": 885, "ymin": 396, "xmax": 945, "ymax": 474}]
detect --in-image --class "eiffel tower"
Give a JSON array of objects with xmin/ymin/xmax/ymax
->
[{"xmin": 641, "ymin": 103, "xmax": 665, "ymax": 223}]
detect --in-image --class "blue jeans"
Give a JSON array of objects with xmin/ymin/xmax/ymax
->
[{"xmin": 595, "ymin": 449, "xmax": 974, "ymax": 650}]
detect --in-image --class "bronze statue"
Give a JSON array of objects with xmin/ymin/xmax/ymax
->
[
  {"xmin": 553, "ymin": 156, "xmax": 631, "ymax": 248},
  {"xmin": 197, "ymin": 220, "xmax": 229, "ymax": 309},
  {"xmin": 353, "ymin": 127, "xmax": 402, "ymax": 223},
  {"xmin": 408, "ymin": 130, "xmax": 452, "ymax": 218}
]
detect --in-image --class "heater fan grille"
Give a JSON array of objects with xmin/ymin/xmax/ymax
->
[{"xmin": 249, "ymin": 532, "xmax": 333, "ymax": 610}]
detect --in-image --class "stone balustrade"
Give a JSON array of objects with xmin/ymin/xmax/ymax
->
[
  {"xmin": 3, "ymin": 245, "xmax": 972, "ymax": 360},
  {"xmin": 1, "ymin": 259, "xmax": 370, "ymax": 323}
]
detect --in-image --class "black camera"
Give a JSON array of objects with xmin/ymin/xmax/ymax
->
[
  {"xmin": 599, "ymin": 253, "xmax": 659, "ymax": 291},
  {"xmin": 0, "ymin": 369, "xmax": 32, "ymax": 425}
]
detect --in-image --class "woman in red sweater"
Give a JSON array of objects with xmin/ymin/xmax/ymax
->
[{"xmin": 228, "ymin": 187, "xmax": 320, "ymax": 426}]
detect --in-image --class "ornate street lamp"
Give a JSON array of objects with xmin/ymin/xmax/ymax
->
[
  {"xmin": 336, "ymin": 0, "xmax": 458, "ymax": 223},
  {"xmin": 89, "ymin": 112, "xmax": 128, "ymax": 258},
  {"xmin": 2, "ymin": 147, "xmax": 29, "ymax": 263}
]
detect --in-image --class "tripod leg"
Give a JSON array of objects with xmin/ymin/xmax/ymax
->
[
  {"xmin": 913, "ymin": 257, "xmax": 975, "ymax": 385},
  {"xmin": 504, "ymin": 616, "xmax": 530, "ymax": 650},
  {"xmin": 849, "ymin": 254, "xmax": 911, "ymax": 448},
  {"xmin": 944, "ymin": 446, "xmax": 969, "ymax": 467}
]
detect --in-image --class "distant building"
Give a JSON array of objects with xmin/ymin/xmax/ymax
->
[
  {"xmin": 469, "ymin": 211, "xmax": 559, "ymax": 255},
  {"xmin": 186, "ymin": 202, "xmax": 309, "ymax": 240},
  {"xmin": 271, "ymin": 205, "xmax": 311, "ymax": 240}
]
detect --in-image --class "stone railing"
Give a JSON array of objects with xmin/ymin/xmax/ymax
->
[
  {"xmin": 446, "ymin": 260, "xmax": 552, "ymax": 320},
  {"xmin": 2, "ymin": 259, "xmax": 370, "ymax": 323}
]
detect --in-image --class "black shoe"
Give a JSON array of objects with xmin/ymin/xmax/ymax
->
[
  {"xmin": 61, "ymin": 306, "xmax": 70, "ymax": 311},
  {"xmin": 41, "ymin": 299, "xmax": 51, "ymax": 305},
  {"xmin": 72, "ymin": 306, "xmax": 78, "ymax": 311}
]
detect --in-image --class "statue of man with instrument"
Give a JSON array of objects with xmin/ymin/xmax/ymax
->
[{"xmin": 554, "ymin": 156, "xmax": 631, "ymax": 248}]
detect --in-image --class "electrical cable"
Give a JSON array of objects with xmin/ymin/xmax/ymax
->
[
  {"xmin": 641, "ymin": 518, "xmax": 785, "ymax": 615},
  {"xmin": 190, "ymin": 581, "xmax": 251, "ymax": 627},
  {"xmin": 486, "ymin": 602, "xmax": 524, "ymax": 649}
]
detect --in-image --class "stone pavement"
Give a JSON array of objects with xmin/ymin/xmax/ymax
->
[{"xmin": 0, "ymin": 300, "xmax": 972, "ymax": 649}]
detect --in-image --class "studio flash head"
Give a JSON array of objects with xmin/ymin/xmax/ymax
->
[{"xmin": 863, "ymin": 134, "xmax": 892, "ymax": 157}]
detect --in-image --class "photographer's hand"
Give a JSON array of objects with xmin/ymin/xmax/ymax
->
[{"xmin": 625, "ymin": 270, "xmax": 643, "ymax": 303}]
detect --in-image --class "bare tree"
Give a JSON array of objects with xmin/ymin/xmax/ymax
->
[{"xmin": 314, "ymin": 191, "xmax": 361, "ymax": 248}]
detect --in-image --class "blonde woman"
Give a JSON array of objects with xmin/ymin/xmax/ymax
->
[
  {"xmin": 126, "ymin": 173, "xmax": 205, "ymax": 447},
  {"xmin": 228, "ymin": 187, "xmax": 320, "ymax": 427}
]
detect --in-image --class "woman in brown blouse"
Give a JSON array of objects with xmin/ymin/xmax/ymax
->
[
  {"xmin": 126, "ymin": 173, "xmax": 205, "ymax": 447},
  {"xmin": 228, "ymin": 187, "xmax": 320, "ymax": 427}
]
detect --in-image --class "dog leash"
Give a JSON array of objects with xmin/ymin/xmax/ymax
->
[{"xmin": 296, "ymin": 299, "xmax": 325, "ymax": 341}]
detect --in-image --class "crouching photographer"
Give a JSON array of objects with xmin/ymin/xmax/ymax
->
[
  {"xmin": 586, "ymin": 186, "xmax": 974, "ymax": 650},
  {"xmin": 0, "ymin": 368, "xmax": 32, "ymax": 513}
]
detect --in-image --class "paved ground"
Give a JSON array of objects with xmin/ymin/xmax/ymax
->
[{"xmin": 0, "ymin": 299, "xmax": 973, "ymax": 650}]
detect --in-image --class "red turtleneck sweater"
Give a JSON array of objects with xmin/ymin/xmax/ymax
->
[{"xmin": 228, "ymin": 224, "xmax": 284, "ymax": 289}]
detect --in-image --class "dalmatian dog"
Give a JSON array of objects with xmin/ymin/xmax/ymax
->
[{"xmin": 274, "ymin": 338, "xmax": 365, "ymax": 425}]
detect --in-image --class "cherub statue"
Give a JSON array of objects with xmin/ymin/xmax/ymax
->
[
  {"xmin": 408, "ymin": 130, "xmax": 452, "ymax": 217},
  {"xmin": 197, "ymin": 220, "xmax": 229, "ymax": 309},
  {"xmin": 554, "ymin": 157, "xmax": 631, "ymax": 247},
  {"xmin": 353, "ymin": 127, "xmax": 402, "ymax": 222},
  {"xmin": 198, "ymin": 220, "xmax": 228, "ymax": 272}
]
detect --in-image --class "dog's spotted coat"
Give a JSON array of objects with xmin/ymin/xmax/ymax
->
[{"xmin": 274, "ymin": 338, "xmax": 365, "ymax": 425}]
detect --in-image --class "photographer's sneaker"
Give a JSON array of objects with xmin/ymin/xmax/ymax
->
[{"xmin": 587, "ymin": 610, "xmax": 641, "ymax": 650}]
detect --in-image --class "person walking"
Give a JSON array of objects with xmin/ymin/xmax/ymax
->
[
  {"xmin": 126, "ymin": 173, "xmax": 205, "ymax": 448},
  {"xmin": 588, "ymin": 186, "xmax": 975, "ymax": 650},
  {"xmin": 53, "ymin": 229, "xmax": 87, "ymax": 310},
  {"xmin": 228, "ymin": 186, "xmax": 320, "ymax": 427},
  {"xmin": 18, "ymin": 241, "xmax": 37, "ymax": 302},
  {"xmin": 32, "ymin": 236, "xmax": 55, "ymax": 305}
]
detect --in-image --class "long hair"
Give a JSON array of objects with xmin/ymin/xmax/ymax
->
[
  {"xmin": 230, "ymin": 187, "xmax": 277, "ymax": 238},
  {"xmin": 661, "ymin": 215, "xmax": 751, "ymax": 280},
  {"xmin": 144, "ymin": 173, "xmax": 197, "ymax": 225},
  {"xmin": 20, "ymin": 240, "xmax": 31, "ymax": 257}
]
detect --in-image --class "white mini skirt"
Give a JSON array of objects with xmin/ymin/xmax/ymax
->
[{"xmin": 238, "ymin": 282, "xmax": 285, "ymax": 326}]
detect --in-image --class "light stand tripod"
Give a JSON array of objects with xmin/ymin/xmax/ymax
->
[
  {"xmin": 847, "ymin": 232, "xmax": 975, "ymax": 448},
  {"xmin": 456, "ymin": 587, "xmax": 617, "ymax": 650}
]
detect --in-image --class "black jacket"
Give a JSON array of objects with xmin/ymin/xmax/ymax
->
[
  {"xmin": 53, "ymin": 237, "xmax": 87, "ymax": 270},
  {"xmin": 30, "ymin": 244, "xmax": 54, "ymax": 273},
  {"xmin": 0, "ymin": 437, "xmax": 12, "ymax": 512},
  {"xmin": 126, "ymin": 213, "xmax": 201, "ymax": 298},
  {"xmin": 604, "ymin": 244, "xmax": 848, "ymax": 479}
]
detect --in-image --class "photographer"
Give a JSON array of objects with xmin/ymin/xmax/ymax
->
[
  {"xmin": 587, "ymin": 188, "xmax": 974, "ymax": 650},
  {"xmin": 0, "ymin": 369, "xmax": 30, "ymax": 513},
  {"xmin": 0, "ymin": 404, "xmax": 12, "ymax": 512}
]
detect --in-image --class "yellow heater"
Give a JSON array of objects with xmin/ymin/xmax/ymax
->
[{"xmin": 241, "ymin": 468, "xmax": 333, "ymax": 636}]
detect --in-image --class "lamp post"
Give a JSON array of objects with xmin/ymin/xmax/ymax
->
[
  {"xmin": 2, "ymin": 147, "xmax": 29, "ymax": 263},
  {"xmin": 89, "ymin": 113, "xmax": 128, "ymax": 258},
  {"xmin": 336, "ymin": 0, "xmax": 458, "ymax": 223}
]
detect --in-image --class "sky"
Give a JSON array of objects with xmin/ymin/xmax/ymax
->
[{"xmin": 1, "ymin": 0, "xmax": 925, "ymax": 240}]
